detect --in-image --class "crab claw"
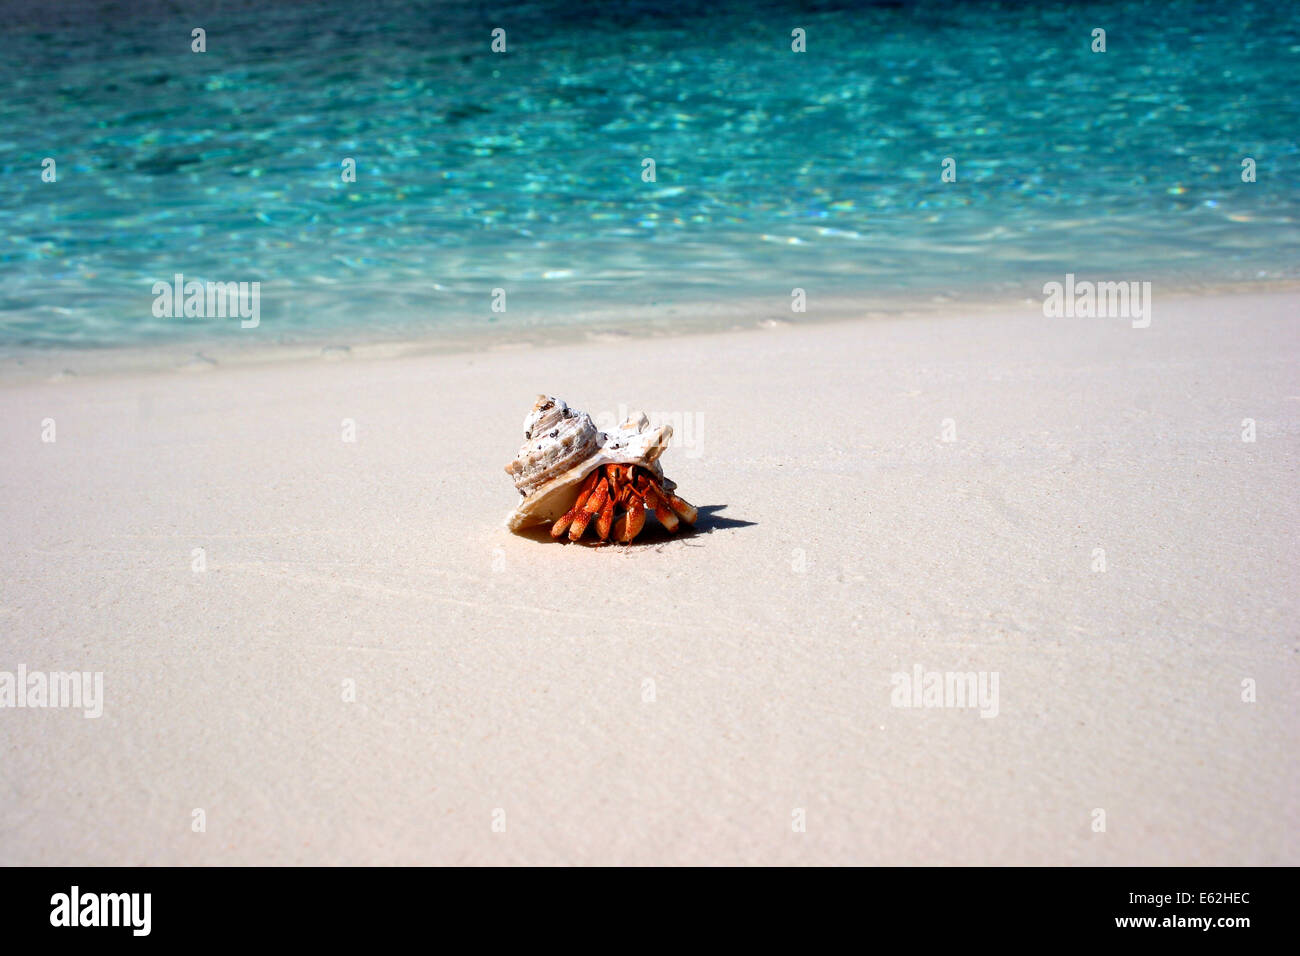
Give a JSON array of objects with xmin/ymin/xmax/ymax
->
[{"xmin": 613, "ymin": 493, "xmax": 647, "ymax": 543}]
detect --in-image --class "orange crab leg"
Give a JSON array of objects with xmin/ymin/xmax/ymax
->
[
  {"xmin": 568, "ymin": 478, "xmax": 609, "ymax": 540},
  {"xmin": 550, "ymin": 470, "xmax": 602, "ymax": 538},
  {"xmin": 551, "ymin": 466, "xmax": 692, "ymax": 544},
  {"xmin": 596, "ymin": 493, "xmax": 615, "ymax": 540},
  {"xmin": 664, "ymin": 490, "xmax": 697, "ymax": 525},
  {"xmin": 579, "ymin": 469, "xmax": 602, "ymax": 496},
  {"xmin": 637, "ymin": 477, "xmax": 679, "ymax": 532},
  {"xmin": 637, "ymin": 472, "xmax": 695, "ymax": 525}
]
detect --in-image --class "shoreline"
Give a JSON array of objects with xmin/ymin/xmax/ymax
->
[{"xmin": 3, "ymin": 278, "xmax": 1298, "ymax": 387}]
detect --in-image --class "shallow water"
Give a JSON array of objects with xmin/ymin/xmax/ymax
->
[{"xmin": 1, "ymin": 0, "xmax": 1297, "ymax": 348}]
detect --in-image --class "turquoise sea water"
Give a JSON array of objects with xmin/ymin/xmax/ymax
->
[{"xmin": 1, "ymin": 0, "xmax": 1298, "ymax": 348}]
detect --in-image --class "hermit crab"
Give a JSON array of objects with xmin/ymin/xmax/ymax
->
[{"xmin": 504, "ymin": 395, "xmax": 697, "ymax": 543}]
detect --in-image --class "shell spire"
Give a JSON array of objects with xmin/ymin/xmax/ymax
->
[{"xmin": 505, "ymin": 396, "xmax": 603, "ymax": 499}]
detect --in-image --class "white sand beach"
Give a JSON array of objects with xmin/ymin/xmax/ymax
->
[{"xmin": 0, "ymin": 291, "xmax": 1296, "ymax": 865}]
